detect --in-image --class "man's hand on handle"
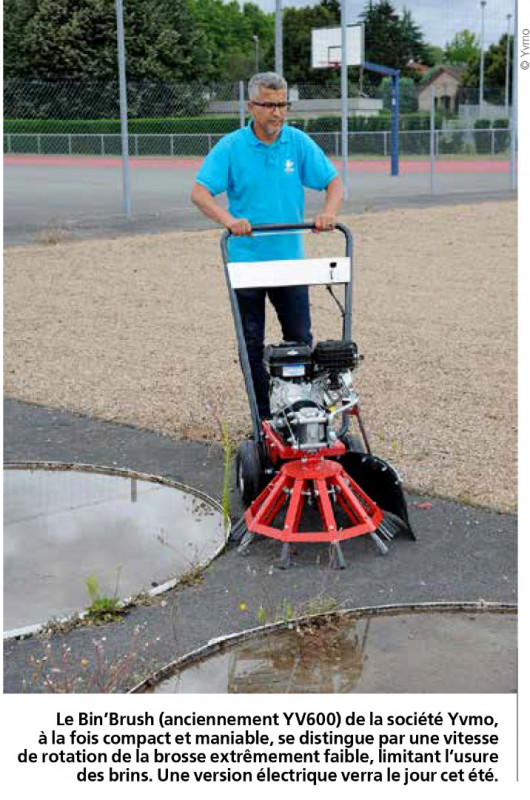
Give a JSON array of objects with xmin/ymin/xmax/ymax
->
[
  {"xmin": 228, "ymin": 218, "xmax": 252, "ymax": 236},
  {"xmin": 313, "ymin": 213, "xmax": 337, "ymax": 232}
]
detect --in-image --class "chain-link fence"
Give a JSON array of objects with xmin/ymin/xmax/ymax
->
[
  {"xmin": 4, "ymin": 127, "xmax": 512, "ymax": 159},
  {"xmin": 4, "ymin": 79, "xmax": 513, "ymax": 158},
  {"xmin": 3, "ymin": 78, "xmax": 516, "ymax": 237}
]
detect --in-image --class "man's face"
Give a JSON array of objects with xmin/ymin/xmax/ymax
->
[{"xmin": 248, "ymin": 87, "xmax": 289, "ymax": 143}]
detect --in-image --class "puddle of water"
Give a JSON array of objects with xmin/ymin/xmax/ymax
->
[
  {"xmin": 3, "ymin": 466, "xmax": 226, "ymax": 634},
  {"xmin": 145, "ymin": 611, "xmax": 516, "ymax": 694}
]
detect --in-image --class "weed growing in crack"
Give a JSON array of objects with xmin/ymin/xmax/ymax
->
[
  {"xmin": 220, "ymin": 421, "xmax": 235, "ymax": 532},
  {"xmin": 205, "ymin": 400, "xmax": 237, "ymax": 534},
  {"xmin": 85, "ymin": 570, "xmax": 126, "ymax": 623},
  {"xmin": 27, "ymin": 629, "xmax": 142, "ymax": 693}
]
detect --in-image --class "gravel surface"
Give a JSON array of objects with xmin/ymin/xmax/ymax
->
[{"xmin": 4, "ymin": 201, "xmax": 517, "ymax": 511}]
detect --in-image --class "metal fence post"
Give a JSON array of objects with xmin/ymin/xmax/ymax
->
[
  {"xmin": 170, "ymin": 134, "xmax": 174, "ymax": 157},
  {"xmin": 135, "ymin": 134, "xmax": 139, "ymax": 156},
  {"xmin": 7, "ymin": 134, "xmax": 12, "ymax": 154},
  {"xmin": 390, "ymin": 73, "xmax": 400, "ymax": 176},
  {"xmin": 68, "ymin": 134, "xmax": 72, "ymax": 155},
  {"xmin": 207, "ymin": 134, "xmax": 213, "ymax": 152},
  {"xmin": 510, "ymin": 1, "xmax": 517, "ymax": 190},
  {"xmin": 115, "ymin": 0, "xmax": 132, "ymax": 218},
  {"xmin": 335, "ymin": 131, "xmax": 339, "ymax": 157},
  {"xmin": 37, "ymin": 134, "xmax": 41, "ymax": 155},
  {"xmin": 430, "ymin": 87, "xmax": 435, "ymax": 195},
  {"xmin": 340, "ymin": 1, "xmax": 349, "ymax": 199},
  {"xmin": 101, "ymin": 134, "xmax": 105, "ymax": 156},
  {"xmin": 491, "ymin": 128, "xmax": 495, "ymax": 156},
  {"xmin": 383, "ymin": 131, "xmax": 387, "ymax": 156}
]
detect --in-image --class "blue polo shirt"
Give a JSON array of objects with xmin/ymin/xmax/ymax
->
[{"xmin": 195, "ymin": 121, "xmax": 338, "ymax": 262}]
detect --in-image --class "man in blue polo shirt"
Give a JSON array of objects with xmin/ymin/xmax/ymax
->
[{"xmin": 191, "ymin": 72, "xmax": 342, "ymax": 418}]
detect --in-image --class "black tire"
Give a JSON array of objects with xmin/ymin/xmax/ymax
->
[
  {"xmin": 236, "ymin": 440, "xmax": 264, "ymax": 507},
  {"xmin": 341, "ymin": 432, "xmax": 365, "ymax": 453}
]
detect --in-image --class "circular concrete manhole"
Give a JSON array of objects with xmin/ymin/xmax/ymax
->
[
  {"xmin": 133, "ymin": 603, "xmax": 516, "ymax": 694},
  {"xmin": 3, "ymin": 462, "xmax": 227, "ymax": 637}
]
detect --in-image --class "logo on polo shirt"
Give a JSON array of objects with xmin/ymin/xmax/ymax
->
[{"xmin": 284, "ymin": 159, "xmax": 295, "ymax": 174}]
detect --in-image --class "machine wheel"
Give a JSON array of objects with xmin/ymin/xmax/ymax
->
[
  {"xmin": 341, "ymin": 432, "xmax": 365, "ymax": 453},
  {"xmin": 236, "ymin": 440, "xmax": 264, "ymax": 507}
]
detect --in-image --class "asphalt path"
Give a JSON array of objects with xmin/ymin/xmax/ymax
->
[
  {"xmin": 3, "ymin": 399, "xmax": 517, "ymax": 693},
  {"xmin": 3, "ymin": 154, "xmax": 518, "ymax": 692},
  {"xmin": 3, "ymin": 156, "xmax": 515, "ymax": 246}
]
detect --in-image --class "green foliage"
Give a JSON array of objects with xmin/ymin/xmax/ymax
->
[
  {"xmin": 474, "ymin": 118, "xmax": 492, "ymax": 154},
  {"xmin": 3, "ymin": 116, "xmax": 241, "ymax": 136},
  {"xmin": 381, "ymin": 76, "xmax": 418, "ymax": 112},
  {"xmin": 305, "ymin": 112, "xmax": 438, "ymax": 133},
  {"xmin": 492, "ymin": 119, "xmax": 510, "ymax": 152},
  {"xmin": 459, "ymin": 33, "xmax": 514, "ymax": 96},
  {"xmin": 3, "ymin": 79, "xmax": 208, "ymax": 121},
  {"xmin": 360, "ymin": 0, "xmax": 432, "ymax": 86},
  {"xmin": 220, "ymin": 422, "xmax": 233, "ymax": 531},
  {"xmin": 7, "ymin": 113, "xmax": 440, "ymax": 136},
  {"xmin": 484, "ymin": 34, "xmax": 513, "ymax": 99},
  {"xmin": 443, "ymin": 29, "xmax": 480, "ymax": 66},
  {"xmin": 256, "ymin": 595, "xmax": 340, "ymax": 626},
  {"xmin": 85, "ymin": 572, "xmax": 125, "ymax": 623},
  {"xmin": 425, "ymin": 44, "xmax": 444, "ymax": 65},
  {"xmin": 437, "ymin": 130, "xmax": 465, "ymax": 155},
  {"xmin": 4, "ymin": 0, "xmax": 437, "ymax": 97},
  {"xmin": 256, "ymin": 600, "xmax": 296, "ymax": 625},
  {"xmin": 398, "ymin": 7, "xmax": 434, "ymax": 67},
  {"xmin": 3, "ymin": 0, "xmax": 212, "ymax": 82},
  {"xmin": 283, "ymin": 0, "xmax": 340, "ymax": 86},
  {"xmin": 190, "ymin": 0, "xmax": 274, "ymax": 81}
]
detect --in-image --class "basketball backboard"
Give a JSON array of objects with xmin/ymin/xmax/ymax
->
[{"xmin": 311, "ymin": 24, "xmax": 364, "ymax": 69}]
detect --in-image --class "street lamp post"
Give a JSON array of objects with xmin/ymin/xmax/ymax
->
[
  {"xmin": 115, "ymin": 0, "xmax": 131, "ymax": 219},
  {"xmin": 505, "ymin": 13, "xmax": 512, "ymax": 116},
  {"xmin": 275, "ymin": 0, "xmax": 283, "ymax": 76},
  {"xmin": 252, "ymin": 35, "xmax": 260, "ymax": 72},
  {"xmin": 479, "ymin": 1, "xmax": 486, "ymax": 116}
]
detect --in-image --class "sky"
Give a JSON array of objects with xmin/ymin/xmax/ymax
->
[{"xmin": 253, "ymin": 1, "xmax": 515, "ymax": 48}]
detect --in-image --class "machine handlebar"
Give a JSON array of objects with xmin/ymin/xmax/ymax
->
[{"xmin": 220, "ymin": 222, "xmax": 352, "ymax": 263}]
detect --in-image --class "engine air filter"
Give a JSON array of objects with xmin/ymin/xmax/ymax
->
[{"xmin": 313, "ymin": 339, "xmax": 360, "ymax": 371}]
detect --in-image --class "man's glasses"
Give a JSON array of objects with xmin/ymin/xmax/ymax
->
[{"xmin": 251, "ymin": 101, "xmax": 291, "ymax": 110}]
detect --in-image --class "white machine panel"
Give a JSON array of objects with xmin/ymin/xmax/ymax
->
[{"xmin": 227, "ymin": 257, "xmax": 351, "ymax": 289}]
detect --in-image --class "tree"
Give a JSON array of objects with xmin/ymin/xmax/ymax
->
[
  {"xmin": 458, "ymin": 33, "xmax": 514, "ymax": 101},
  {"xmin": 399, "ymin": 8, "xmax": 434, "ymax": 67},
  {"xmin": 484, "ymin": 33, "xmax": 513, "ymax": 94},
  {"xmin": 282, "ymin": 0, "xmax": 340, "ymax": 86},
  {"xmin": 359, "ymin": 0, "xmax": 432, "ymax": 86},
  {"xmin": 381, "ymin": 75, "xmax": 417, "ymax": 112},
  {"xmin": 189, "ymin": 0, "xmax": 274, "ymax": 83},
  {"xmin": 3, "ymin": 1, "xmax": 40, "ymax": 76},
  {"xmin": 443, "ymin": 29, "xmax": 480, "ymax": 66},
  {"xmin": 3, "ymin": 0, "xmax": 212, "ymax": 82},
  {"xmin": 425, "ymin": 44, "xmax": 444, "ymax": 65}
]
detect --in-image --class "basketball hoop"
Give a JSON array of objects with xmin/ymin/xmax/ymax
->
[{"xmin": 311, "ymin": 24, "xmax": 364, "ymax": 70}]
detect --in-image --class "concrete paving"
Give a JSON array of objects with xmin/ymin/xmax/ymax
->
[
  {"xmin": 3, "ymin": 398, "xmax": 517, "ymax": 693},
  {"xmin": 3, "ymin": 158, "xmax": 516, "ymax": 246}
]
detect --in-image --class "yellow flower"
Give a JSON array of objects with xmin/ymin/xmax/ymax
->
[{"xmin": 238, "ymin": 602, "xmax": 248, "ymax": 612}]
